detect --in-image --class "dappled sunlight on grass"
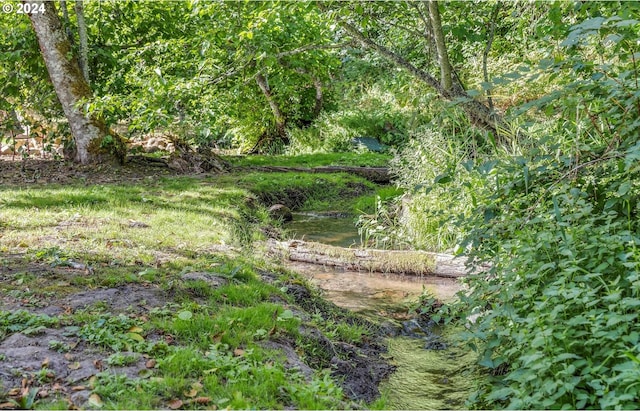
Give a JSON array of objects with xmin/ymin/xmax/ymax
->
[
  {"xmin": 0, "ymin": 177, "xmax": 264, "ymax": 266},
  {"xmin": 0, "ymin": 168, "xmax": 395, "ymax": 410}
]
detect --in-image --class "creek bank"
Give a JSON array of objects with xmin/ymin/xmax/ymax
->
[
  {"xmin": 275, "ymin": 208, "xmax": 483, "ymax": 409},
  {"xmin": 0, "ymin": 258, "xmax": 397, "ymax": 407},
  {"xmin": 259, "ymin": 270, "xmax": 396, "ymax": 403}
]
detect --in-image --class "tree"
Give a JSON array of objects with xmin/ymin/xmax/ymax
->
[
  {"xmin": 28, "ymin": 0, "xmax": 123, "ymax": 164},
  {"xmin": 74, "ymin": 0, "xmax": 90, "ymax": 84},
  {"xmin": 324, "ymin": 1, "xmax": 519, "ymax": 143}
]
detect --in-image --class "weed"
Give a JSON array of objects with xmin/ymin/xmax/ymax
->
[
  {"xmin": 48, "ymin": 340, "xmax": 71, "ymax": 353},
  {"xmin": 106, "ymin": 352, "xmax": 141, "ymax": 367},
  {"xmin": 78, "ymin": 314, "xmax": 152, "ymax": 353},
  {"xmin": 0, "ymin": 310, "xmax": 59, "ymax": 340},
  {"xmin": 33, "ymin": 368, "xmax": 55, "ymax": 384},
  {"xmin": 8, "ymin": 387, "xmax": 39, "ymax": 410}
]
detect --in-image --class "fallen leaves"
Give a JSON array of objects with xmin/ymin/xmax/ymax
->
[
  {"xmin": 167, "ymin": 397, "xmax": 213, "ymax": 410},
  {"xmin": 87, "ymin": 393, "xmax": 103, "ymax": 408},
  {"xmin": 167, "ymin": 399, "xmax": 183, "ymax": 409},
  {"xmin": 67, "ymin": 361, "xmax": 82, "ymax": 370}
]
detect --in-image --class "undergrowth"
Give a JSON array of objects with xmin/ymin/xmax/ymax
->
[{"xmin": 398, "ymin": 9, "xmax": 640, "ymax": 409}]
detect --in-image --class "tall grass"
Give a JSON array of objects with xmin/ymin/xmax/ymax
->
[{"xmin": 286, "ymin": 83, "xmax": 434, "ymax": 154}]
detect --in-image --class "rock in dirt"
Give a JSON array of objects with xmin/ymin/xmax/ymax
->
[
  {"xmin": 268, "ymin": 204, "xmax": 293, "ymax": 222},
  {"xmin": 64, "ymin": 284, "xmax": 166, "ymax": 312},
  {"xmin": 181, "ymin": 272, "xmax": 228, "ymax": 288}
]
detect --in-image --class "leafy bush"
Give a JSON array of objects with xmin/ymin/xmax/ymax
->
[
  {"xmin": 389, "ymin": 6, "xmax": 640, "ymax": 409},
  {"xmin": 447, "ymin": 10, "xmax": 640, "ymax": 409}
]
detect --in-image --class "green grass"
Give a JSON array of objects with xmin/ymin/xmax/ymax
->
[
  {"xmin": 225, "ymin": 152, "xmax": 391, "ymax": 168},
  {"xmin": 0, "ymin": 177, "xmax": 265, "ymax": 269},
  {"xmin": 217, "ymin": 171, "xmax": 377, "ymax": 211},
  {"xmin": 353, "ymin": 186, "xmax": 404, "ymax": 214},
  {"xmin": 0, "ymin": 170, "xmax": 392, "ymax": 409}
]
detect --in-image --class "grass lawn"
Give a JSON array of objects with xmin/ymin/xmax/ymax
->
[{"xmin": 0, "ymin": 166, "xmax": 391, "ymax": 410}]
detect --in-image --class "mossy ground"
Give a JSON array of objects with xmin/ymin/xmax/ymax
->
[{"xmin": 0, "ymin": 158, "xmax": 395, "ymax": 410}]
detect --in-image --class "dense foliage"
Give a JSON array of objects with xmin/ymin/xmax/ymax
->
[{"xmin": 385, "ymin": 3, "xmax": 640, "ymax": 408}]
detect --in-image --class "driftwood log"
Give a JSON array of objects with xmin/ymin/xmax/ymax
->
[
  {"xmin": 268, "ymin": 239, "xmax": 468, "ymax": 278},
  {"xmin": 239, "ymin": 166, "xmax": 391, "ymax": 184}
]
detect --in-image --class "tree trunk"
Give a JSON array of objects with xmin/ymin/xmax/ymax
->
[
  {"xmin": 483, "ymin": 2, "xmax": 501, "ymax": 114},
  {"xmin": 29, "ymin": 1, "xmax": 121, "ymax": 164},
  {"xmin": 74, "ymin": 0, "xmax": 90, "ymax": 84},
  {"xmin": 339, "ymin": 19, "xmax": 516, "ymax": 143},
  {"xmin": 312, "ymin": 76, "xmax": 323, "ymax": 119},
  {"xmin": 269, "ymin": 239, "xmax": 470, "ymax": 278},
  {"xmin": 428, "ymin": 1, "xmax": 453, "ymax": 91},
  {"xmin": 58, "ymin": 0, "xmax": 75, "ymax": 46},
  {"xmin": 255, "ymin": 73, "xmax": 289, "ymax": 143}
]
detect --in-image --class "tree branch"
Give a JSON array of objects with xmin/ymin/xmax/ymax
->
[
  {"xmin": 483, "ymin": 2, "xmax": 501, "ymax": 113},
  {"xmin": 337, "ymin": 16, "xmax": 519, "ymax": 142},
  {"xmin": 274, "ymin": 42, "xmax": 350, "ymax": 59},
  {"xmin": 339, "ymin": 19, "xmax": 445, "ymax": 95}
]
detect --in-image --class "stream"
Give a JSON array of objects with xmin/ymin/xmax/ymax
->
[{"xmin": 286, "ymin": 212, "xmax": 478, "ymax": 409}]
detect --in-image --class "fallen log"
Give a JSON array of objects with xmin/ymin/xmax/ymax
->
[
  {"xmin": 268, "ymin": 239, "xmax": 468, "ymax": 278},
  {"xmin": 238, "ymin": 166, "xmax": 391, "ymax": 184}
]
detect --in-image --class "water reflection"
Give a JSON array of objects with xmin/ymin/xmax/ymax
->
[
  {"xmin": 285, "ymin": 212, "xmax": 362, "ymax": 247},
  {"xmin": 287, "ymin": 261, "xmax": 463, "ymax": 315}
]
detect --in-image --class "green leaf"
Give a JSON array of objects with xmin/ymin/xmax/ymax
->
[
  {"xmin": 434, "ymin": 173, "xmax": 452, "ymax": 185},
  {"xmin": 277, "ymin": 309, "xmax": 294, "ymax": 321},
  {"xmin": 177, "ymin": 310, "xmax": 193, "ymax": 321},
  {"xmin": 126, "ymin": 332, "xmax": 145, "ymax": 342},
  {"xmin": 617, "ymin": 181, "xmax": 631, "ymax": 196}
]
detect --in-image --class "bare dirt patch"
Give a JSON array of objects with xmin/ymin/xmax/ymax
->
[
  {"xmin": 0, "ymin": 330, "xmax": 148, "ymax": 408},
  {"xmin": 0, "ymin": 158, "xmax": 179, "ymax": 186}
]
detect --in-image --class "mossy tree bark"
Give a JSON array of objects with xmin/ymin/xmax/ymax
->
[
  {"xmin": 29, "ymin": 1, "xmax": 121, "ymax": 164},
  {"xmin": 428, "ymin": 1, "xmax": 453, "ymax": 92},
  {"xmin": 256, "ymin": 73, "xmax": 289, "ymax": 145}
]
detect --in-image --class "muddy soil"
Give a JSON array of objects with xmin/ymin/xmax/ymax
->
[{"xmin": 1, "ymin": 262, "xmax": 395, "ymax": 409}]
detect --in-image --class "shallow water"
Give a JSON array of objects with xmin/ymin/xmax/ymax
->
[
  {"xmin": 287, "ymin": 261, "xmax": 463, "ymax": 315},
  {"xmin": 285, "ymin": 212, "xmax": 362, "ymax": 247},
  {"xmin": 383, "ymin": 335, "xmax": 478, "ymax": 410},
  {"xmin": 285, "ymin": 212, "xmax": 479, "ymax": 409}
]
